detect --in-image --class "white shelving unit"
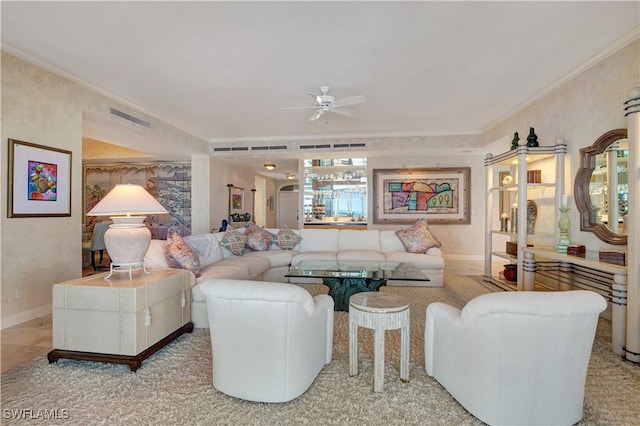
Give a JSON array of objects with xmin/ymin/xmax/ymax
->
[{"xmin": 484, "ymin": 143, "xmax": 567, "ymax": 290}]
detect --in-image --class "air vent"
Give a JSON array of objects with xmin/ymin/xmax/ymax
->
[
  {"xmin": 250, "ymin": 145, "xmax": 288, "ymax": 151},
  {"xmin": 334, "ymin": 143, "xmax": 366, "ymax": 149},
  {"xmin": 231, "ymin": 147, "xmax": 249, "ymax": 151},
  {"xmin": 109, "ymin": 108, "xmax": 151, "ymax": 128},
  {"xmin": 300, "ymin": 144, "xmax": 332, "ymax": 150},
  {"xmin": 213, "ymin": 147, "xmax": 232, "ymax": 152}
]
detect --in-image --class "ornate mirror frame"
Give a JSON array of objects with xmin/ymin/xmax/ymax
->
[{"xmin": 574, "ymin": 128, "xmax": 628, "ymax": 245}]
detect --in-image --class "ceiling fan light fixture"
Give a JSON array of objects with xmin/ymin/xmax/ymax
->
[{"xmin": 264, "ymin": 163, "xmax": 276, "ymax": 171}]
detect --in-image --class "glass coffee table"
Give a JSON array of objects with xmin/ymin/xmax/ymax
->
[{"xmin": 285, "ymin": 260, "xmax": 429, "ymax": 311}]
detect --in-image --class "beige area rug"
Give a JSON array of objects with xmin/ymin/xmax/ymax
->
[{"xmin": 2, "ymin": 275, "xmax": 639, "ymax": 425}]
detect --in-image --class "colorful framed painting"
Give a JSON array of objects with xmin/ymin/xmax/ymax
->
[
  {"xmin": 228, "ymin": 185, "xmax": 244, "ymax": 218},
  {"xmin": 8, "ymin": 139, "xmax": 72, "ymax": 217},
  {"xmin": 373, "ymin": 167, "xmax": 470, "ymax": 224}
]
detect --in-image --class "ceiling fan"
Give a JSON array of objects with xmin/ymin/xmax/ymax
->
[{"xmin": 283, "ymin": 86, "xmax": 366, "ymax": 122}]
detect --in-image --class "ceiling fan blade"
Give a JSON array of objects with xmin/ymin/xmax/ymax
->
[
  {"xmin": 309, "ymin": 109, "xmax": 325, "ymax": 121},
  {"xmin": 331, "ymin": 107, "xmax": 359, "ymax": 117},
  {"xmin": 333, "ymin": 95, "xmax": 366, "ymax": 107},
  {"xmin": 283, "ymin": 106, "xmax": 320, "ymax": 110},
  {"xmin": 307, "ymin": 92, "xmax": 321, "ymax": 104}
]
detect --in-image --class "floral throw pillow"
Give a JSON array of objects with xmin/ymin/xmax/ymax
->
[
  {"xmin": 164, "ymin": 229, "xmax": 201, "ymax": 277},
  {"xmin": 395, "ymin": 218, "xmax": 441, "ymax": 254},
  {"xmin": 219, "ymin": 228, "xmax": 248, "ymax": 256},
  {"xmin": 273, "ymin": 225, "xmax": 302, "ymax": 250},
  {"xmin": 244, "ymin": 222, "xmax": 273, "ymax": 251}
]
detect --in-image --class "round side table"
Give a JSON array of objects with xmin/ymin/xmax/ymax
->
[{"xmin": 349, "ymin": 292, "xmax": 410, "ymax": 392}]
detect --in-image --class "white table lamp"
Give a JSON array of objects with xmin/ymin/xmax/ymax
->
[{"xmin": 87, "ymin": 184, "xmax": 168, "ymax": 279}]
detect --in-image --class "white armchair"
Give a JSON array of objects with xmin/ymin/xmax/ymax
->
[
  {"xmin": 200, "ymin": 279, "xmax": 334, "ymax": 403},
  {"xmin": 425, "ymin": 290, "xmax": 607, "ymax": 426}
]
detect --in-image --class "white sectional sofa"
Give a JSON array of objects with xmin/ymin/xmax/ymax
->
[{"xmin": 144, "ymin": 227, "xmax": 445, "ymax": 328}]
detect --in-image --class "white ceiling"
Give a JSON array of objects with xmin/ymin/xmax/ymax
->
[{"xmin": 2, "ymin": 1, "xmax": 639, "ymax": 178}]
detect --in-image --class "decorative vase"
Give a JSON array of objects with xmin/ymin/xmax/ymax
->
[
  {"xmin": 557, "ymin": 206, "xmax": 571, "ymax": 253},
  {"xmin": 511, "ymin": 132, "xmax": 520, "ymax": 150},
  {"xmin": 503, "ymin": 264, "xmax": 517, "ymax": 282},
  {"xmin": 526, "ymin": 200, "xmax": 538, "ymax": 234},
  {"xmin": 527, "ymin": 127, "xmax": 539, "ymax": 147}
]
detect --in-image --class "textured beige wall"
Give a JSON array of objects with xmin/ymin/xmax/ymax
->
[
  {"xmin": 484, "ymin": 39, "xmax": 639, "ymax": 251},
  {"xmin": 0, "ymin": 52, "xmax": 210, "ymax": 328},
  {"xmin": 367, "ymin": 152, "xmax": 485, "ymax": 259}
]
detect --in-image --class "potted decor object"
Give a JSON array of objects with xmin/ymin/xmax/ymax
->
[{"xmin": 503, "ymin": 264, "xmax": 517, "ymax": 282}]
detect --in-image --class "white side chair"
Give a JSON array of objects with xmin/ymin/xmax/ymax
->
[
  {"xmin": 200, "ymin": 279, "xmax": 334, "ymax": 403},
  {"xmin": 82, "ymin": 221, "xmax": 110, "ymax": 270},
  {"xmin": 425, "ymin": 290, "xmax": 607, "ymax": 426}
]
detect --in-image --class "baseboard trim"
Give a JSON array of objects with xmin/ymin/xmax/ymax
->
[{"xmin": 1, "ymin": 304, "xmax": 52, "ymax": 330}]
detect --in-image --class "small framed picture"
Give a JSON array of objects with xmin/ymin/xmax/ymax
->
[
  {"xmin": 8, "ymin": 139, "xmax": 72, "ymax": 217},
  {"xmin": 229, "ymin": 185, "xmax": 244, "ymax": 217}
]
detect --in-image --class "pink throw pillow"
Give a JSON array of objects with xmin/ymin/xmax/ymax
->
[{"xmin": 395, "ymin": 218, "xmax": 441, "ymax": 253}]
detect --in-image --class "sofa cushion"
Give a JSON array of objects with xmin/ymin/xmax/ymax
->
[
  {"xmin": 337, "ymin": 250, "xmax": 385, "ymax": 262},
  {"xmin": 192, "ymin": 266, "xmax": 253, "ymax": 300},
  {"xmin": 379, "ymin": 230, "xmax": 407, "ymax": 253},
  {"xmin": 198, "ymin": 264, "xmax": 252, "ymax": 282},
  {"xmin": 395, "ymin": 219, "xmax": 441, "ymax": 253},
  {"xmin": 273, "ymin": 226, "xmax": 302, "ymax": 250},
  {"xmin": 338, "ymin": 230, "xmax": 381, "ymax": 251},
  {"xmin": 384, "ymin": 251, "xmax": 445, "ymax": 269},
  {"xmin": 291, "ymin": 251, "xmax": 338, "ymax": 265},
  {"xmin": 245, "ymin": 222, "xmax": 274, "ymax": 251},
  {"xmin": 219, "ymin": 228, "xmax": 248, "ymax": 256},
  {"xmin": 165, "ymin": 230, "xmax": 201, "ymax": 277},
  {"xmin": 184, "ymin": 233, "xmax": 224, "ymax": 267},
  {"xmin": 216, "ymin": 256, "xmax": 270, "ymax": 279},
  {"xmin": 144, "ymin": 239, "xmax": 172, "ymax": 268},
  {"xmin": 245, "ymin": 250, "xmax": 296, "ymax": 268},
  {"xmin": 299, "ymin": 229, "xmax": 339, "ymax": 252}
]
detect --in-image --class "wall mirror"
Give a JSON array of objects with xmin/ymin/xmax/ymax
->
[{"xmin": 574, "ymin": 128, "xmax": 628, "ymax": 245}]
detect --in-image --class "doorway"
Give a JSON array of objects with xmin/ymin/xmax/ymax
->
[{"xmin": 278, "ymin": 184, "xmax": 299, "ymax": 228}]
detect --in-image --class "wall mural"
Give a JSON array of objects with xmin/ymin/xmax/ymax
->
[{"xmin": 84, "ymin": 162, "xmax": 191, "ymax": 238}]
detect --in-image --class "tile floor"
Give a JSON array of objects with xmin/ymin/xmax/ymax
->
[{"xmin": 0, "ymin": 259, "xmax": 485, "ymax": 373}]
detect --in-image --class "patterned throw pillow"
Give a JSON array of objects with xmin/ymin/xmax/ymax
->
[
  {"xmin": 395, "ymin": 218, "xmax": 441, "ymax": 253},
  {"xmin": 219, "ymin": 228, "xmax": 248, "ymax": 256},
  {"xmin": 164, "ymin": 230, "xmax": 201, "ymax": 277},
  {"xmin": 273, "ymin": 225, "xmax": 302, "ymax": 250},
  {"xmin": 244, "ymin": 222, "xmax": 273, "ymax": 251}
]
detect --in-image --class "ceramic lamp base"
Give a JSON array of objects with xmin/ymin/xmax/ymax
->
[{"xmin": 103, "ymin": 216, "xmax": 152, "ymax": 271}]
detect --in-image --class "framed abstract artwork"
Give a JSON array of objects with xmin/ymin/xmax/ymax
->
[
  {"xmin": 8, "ymin": 139, "xmax": 72, "ymax": 217},
  {"xmin": 373, "ymin": 167, "xmax": 471, "ymax": 224},
  {"xmin": 228, "ymin": 185, "xmax": 245, "ymax": 218}
]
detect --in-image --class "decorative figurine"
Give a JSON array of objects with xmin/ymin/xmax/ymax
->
[
  {"xmin": 557, "ymin": 206, "xmax": 571, "ymax": 253},
  {"xmin": 526, "ymin": 127, "xmax": 539, "ymax": 147},
  {"xmin": 526, "ymin": 200, "xmax": 538, "ymax": 235},
  {"xmin": 511, "ymin": 132, "xmax": 520, "ymax": 150},
  {"xmin": 500, "ymin": 213, "xmax": 509, "ymax": 232}
]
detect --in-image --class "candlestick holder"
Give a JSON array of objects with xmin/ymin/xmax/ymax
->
[{"xmin": 556, "ymin": 206, "xmax": 571, "ymax": 253}]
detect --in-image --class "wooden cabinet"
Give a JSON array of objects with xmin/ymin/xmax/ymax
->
[{"xmin": 483, "ymin": 143, "xmax": 567, "ymax": 290}]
